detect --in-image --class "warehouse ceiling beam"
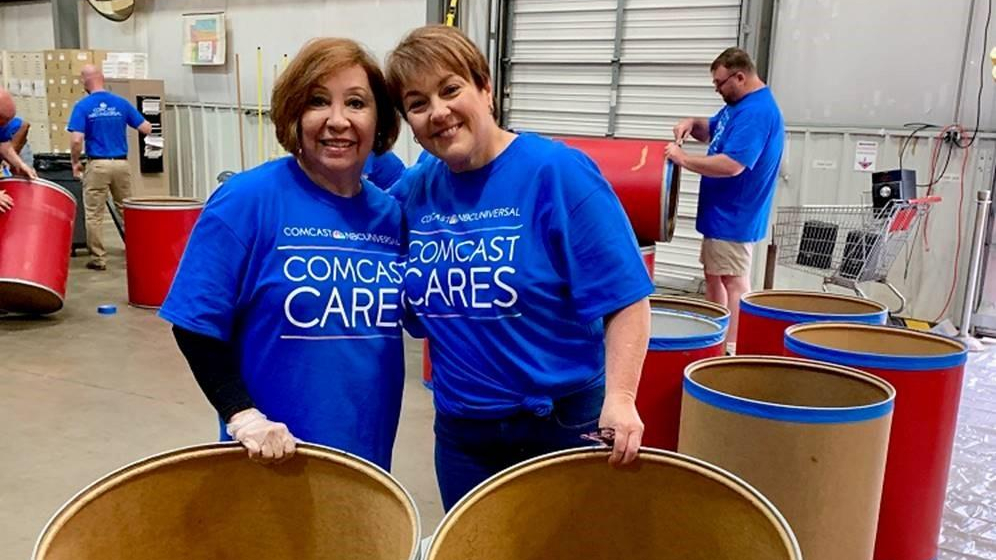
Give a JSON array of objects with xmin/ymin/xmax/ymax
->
[{"xmin": 52, "ymin": 0, "xmax": 81, "ymax": 49}]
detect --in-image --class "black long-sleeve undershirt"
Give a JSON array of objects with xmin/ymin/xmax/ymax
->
[{"xmin": 172, "ymin": 325, "xmax": 254, "ymax": 423}]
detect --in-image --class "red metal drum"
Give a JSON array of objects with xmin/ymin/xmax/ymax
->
[
  {"xmin": 556, "ymin": 136, "xmax": 681, "ymax": 244},
  {"xmin": 123, "ymin": 197, "xmax": 203, "ymax": 308},
  {"xmin": 0, "ymin": 177, "xmax": 76, "ymax": 314},
  {"xmin": 649, "ymin": 294, "xmax": 731, "ymax": 331},
  {"xmin": 422, "ymin": 339, "xmax": 432, "ymax": 389},
  {"xmin": 784, "ymin": 323, "xmax": 968, "ymax": 560},
  {"xmin": 641, "ymin": 245, "xmax": 655, "ymax": 279},
  {"xmin": 737, "ymin": 290, "xmax": 889, "ymax": 356},
  {"xmin": 637, "ymin": 311, "xmax": 726, "ymax": 450}
]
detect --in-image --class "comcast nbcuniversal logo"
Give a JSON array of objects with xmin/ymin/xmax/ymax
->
[{"xmin": 332, "ymin": 230, "xmax": 346, "ymax": 240}]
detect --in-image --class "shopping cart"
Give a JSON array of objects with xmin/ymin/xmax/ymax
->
[{"xmin": 770, "ymin": 197, "xmax": 940, "ymax": 313}]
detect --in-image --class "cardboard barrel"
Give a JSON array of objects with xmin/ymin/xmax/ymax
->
[
  {"xmin": 123, "ymin": 197, "xmax": 203, "ymax": 308},
  {"xmin": 637, "ymin": 311, "xmax": 726, "ymax": 450},
  {"xmin": 783, "ymin": 323, "xmax": 968, "ymax": 560},
  {"xmin": 33, "ymin": 443, "xmax": 421, "ymax": 560},
  {"xmin": 425, "ymin": 448, "xmax": 801, "ymax": 560},
  {"xmin": 738, "ymin": 290, "xmax": 888, "ymax": 355},
  {"xmin": 0, "ymin": 177, "xmax": 77, "ymax": 314},
  {"xmin": 556, "ymin": 136, "xmax": 681, "ymax": 244},
  {"xmin": 649, "ymin": 294, "xmax": 731, "ymax": 330},
  {"xmin": 679, "ymin": 356, "xmax": 895, "ymax": 560}
]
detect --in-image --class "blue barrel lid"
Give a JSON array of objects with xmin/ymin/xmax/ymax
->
[
  {"xmin": 740, "ymin": 290, "xmax": 888, "ymax": 325},
  {"xmin": 649, "ymin": 311, "xmax": 726, "ymax": 351},
  {"xmin": 684, "ymin": 356, "xmax": 895, "ymax": 424},
  {"xmin": 784, "ymin": 322, "xmax": 967, "ymax": 371}
]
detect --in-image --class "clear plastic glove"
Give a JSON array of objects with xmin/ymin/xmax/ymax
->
[{"xmin": 225, "ymin": 408, "xmax": 296, "ymax": 464}]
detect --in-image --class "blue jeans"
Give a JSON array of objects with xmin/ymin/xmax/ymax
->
[{"xmin": 434, "ymin": 380, "xmax": 605, "ymax": 511}]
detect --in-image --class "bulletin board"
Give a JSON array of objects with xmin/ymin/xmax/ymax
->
[{"xmin": 182, "ymin": 12, "xmax": 226, "ymax": 66}]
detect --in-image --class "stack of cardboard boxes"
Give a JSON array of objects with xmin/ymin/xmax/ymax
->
[
  {"xmin": 2, "ymin": 51, "xmax": 50, "ymax": 153},
  {"xmin": 44, "ymin": 49, "xmax": 110, "ymax": 153}
]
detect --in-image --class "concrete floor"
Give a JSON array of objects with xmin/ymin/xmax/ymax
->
[{"xmin": 1, "ymin": 225, "xmax": 443, "ymax": 558}]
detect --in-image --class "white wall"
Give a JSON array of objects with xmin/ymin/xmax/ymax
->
[
  {"xmin": 0, "ymin": 1, "xmax": 55, "ymax": 51},
  {"xmin": 82, "ymin": 0, "xmax": 425, "ymax": 106},
  {"xmin": 770, "ymin": 0, "xmax": 995, "ymax": 129},
  {"xmin": 764, "ymin": 0, "xmax": 996, "ymax": 326},
  {"xmin": 79, "ymin": 0, "xmax": 427, "ymax": 191}
]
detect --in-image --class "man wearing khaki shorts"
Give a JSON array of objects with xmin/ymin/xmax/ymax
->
[
  {"xmin": 665, "ymin": 48, "xmax": 784, "ymax": 349},
  {"xmin": 69, "ymin": 65, "xmax": 152, "ymax": 270}
]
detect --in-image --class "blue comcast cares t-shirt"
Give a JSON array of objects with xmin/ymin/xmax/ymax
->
[
  {"xmin": 697, "ymin": 86, "xmax": 784, "ymax": 242},
  {"xmin": 390, "ymin": 133, "xmax": 654, "ymax": 419},
  {"xmin": 159, "ymin": 157, "xmax": 407, "ymax": 470},
  {"xmin": 67, "ymin": 91, "xmax": 145, "ymax": 158}
]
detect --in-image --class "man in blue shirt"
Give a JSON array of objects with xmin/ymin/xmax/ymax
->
[
  {"xmin": 665, "ymin": 48, "xmax": 784, "ymax": 350},
  {"xmin": 68, "ymin": 65, "xmax": 152, "ymax": 270}
]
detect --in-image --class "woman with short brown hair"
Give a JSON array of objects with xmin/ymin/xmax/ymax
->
[
  {"xmin": 387, "ymin": 25, "xmax": 652, "ymax": 510},
  {"xmin": 161, "ymin": 38, "xmax": 408, "ymax": 471}
]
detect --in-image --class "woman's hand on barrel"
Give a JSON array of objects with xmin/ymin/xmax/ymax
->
[
  {"xmin": 0, "ymin": 189, "xmax": 12, "ymax": 212},
  {"xmin": 599, "ymin": 394, "xmax": 644, "ymax": 466},
  {"xmin": 226, "ymin": 408, "xmax": 297, "ymax": 464}
]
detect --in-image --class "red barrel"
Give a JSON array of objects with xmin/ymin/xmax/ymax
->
[
  {"xmin": 555, "ymin": 136, "xmax": 681, "ymax": 243},
  {"xmin": 649, "ymin": 294, "xmax": 730, "ymax": 331},
  {"xmin": 123, "ymin": 197, "xmax": 203, "ymax": 308},
  {"xmin": 784, "ymin": 323, "xmax": 968, "ymax": 560},
  {"xmin": 738, "ymin": 290, "xmax": 888, "ymax": 355},
  {"xmin": 422, "ymin": 339, "xmax": 432, "ymax": 389},
  {"xmin": 0, "ymin": 177, "xmax": 76, "ymax": 314},
  {"xmin": 641, "ymin": 245, "xmax": 655, "ymax": 279},
  {"xmin": 637, "ymin": 311, "xmax": 726, "ymax": 450}
]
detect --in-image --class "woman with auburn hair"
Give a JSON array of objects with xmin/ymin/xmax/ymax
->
[
  {"xmin": 386, "ymin": 25, "xmax": 652, "ymax": 510},
  {"xmin": 160, "ymin": 38, "xmax": 406, "ymax": 470}
]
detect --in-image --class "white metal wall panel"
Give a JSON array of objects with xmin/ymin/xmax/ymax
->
[
  {"xmin": 503, "ymin": 0, "xmax": 742, "ymax": 290},
  {"xmin": 504, "ymin": 0, "xmax": 618, "ymax": 136}
]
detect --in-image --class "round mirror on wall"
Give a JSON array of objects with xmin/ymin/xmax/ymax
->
[{"xmin": 85, "ymin": 0, "xmax": 135, "ymax": 22}]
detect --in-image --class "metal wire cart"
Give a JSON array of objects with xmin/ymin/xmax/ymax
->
[{"xmin": 770, "ymin": 197, "xmax": 940, "ymax": 312}]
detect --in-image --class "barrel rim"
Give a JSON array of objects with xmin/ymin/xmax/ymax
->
[
  {"xmin": 31, "ymin": 442, "xmax": 422, "ymax": 560},
  {"xmin": 648, "ymin": 294, "xmax": 731, "ymax": 320},
  {"xmin": 122, "ymin": 196, "xmax": 204, "ymax": 210},
  {"xmin": 683, "ymin": 355, "xmax": 896, "ymax": 424},
  {"xmin": 784, "ymin": 322, "xmax": 968, "ymax": 370},
  {"xmin": 0, "ymin": 176, "xmax": 76, "ymax": 205},
  {"xmin": 0, "ymin": 277, "xmax": 65, "ymax": 314},
  {"xmin": 741, "ymin": 290, "xmax": 888, "ymax": 323},
  {"xmin": 426, "ymin": 446, "xmax": 802, "ymax": 560},
  {"xmin": 649, "ymin": 310, "xmax": 726, "ymax": 351}
]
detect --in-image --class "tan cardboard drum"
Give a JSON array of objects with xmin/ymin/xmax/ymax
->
[
  {"xmin": 678, "ymin": 356, "xmax": 895, "ymax": 560},
  {"xmin": 427, "ymin": 448, "xmax": 801, "ymax": 560},
  {"xmin": 33, "ymin": 443, "xmax": 420, "ymax": 560}
]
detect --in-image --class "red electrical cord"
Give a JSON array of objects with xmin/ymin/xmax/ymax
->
[{"xmin": 931, "ymin": 128, "xmax": 971, "ymax": 323}]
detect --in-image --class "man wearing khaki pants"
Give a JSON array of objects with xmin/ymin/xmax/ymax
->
[
  {"xmin": 665, "ymin": 48, "xmax": 784, "ymax": 351},
  {"xmin": 69, "ymin": 65, "xmax": 152, "ymax": 270}
]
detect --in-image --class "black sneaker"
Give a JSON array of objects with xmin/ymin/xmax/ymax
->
[{"xmin": 85, "ymin": 261, "xmax": 107, "ymax": 271}]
